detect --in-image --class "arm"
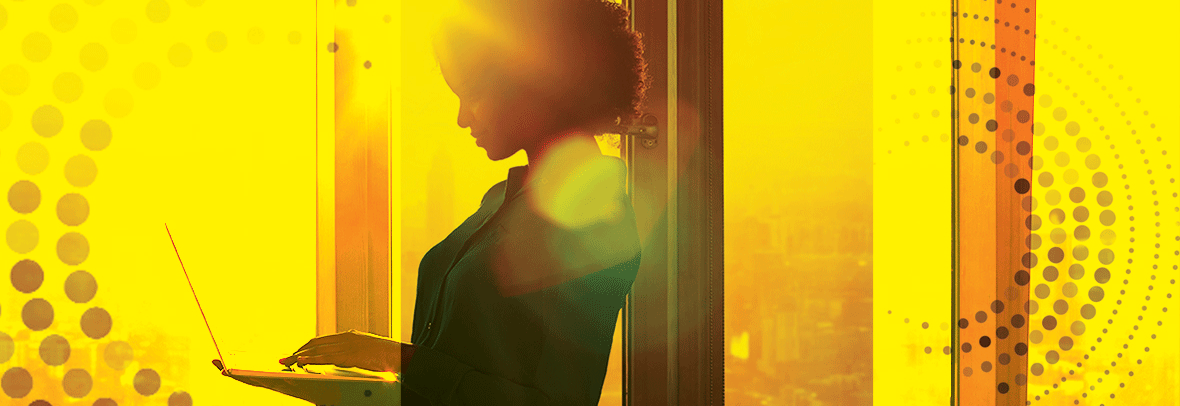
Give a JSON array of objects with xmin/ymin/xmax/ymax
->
[{"xmin": 400, "ymin": 344, "xmax": 559, "ymax": 405}]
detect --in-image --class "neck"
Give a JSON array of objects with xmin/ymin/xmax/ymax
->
[{"xmin": 523, "ymin": 131, "xmax": 603, "ymax": 176}]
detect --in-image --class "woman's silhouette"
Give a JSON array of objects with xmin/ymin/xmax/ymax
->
[{"xmin": 281, "ymin": 0, "xmax": 648, "ymax": 404}]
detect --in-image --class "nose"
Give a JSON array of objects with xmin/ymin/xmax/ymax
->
[{"xmin": 457, "ymin": 100, "xmax": 474, "ymax": 129}]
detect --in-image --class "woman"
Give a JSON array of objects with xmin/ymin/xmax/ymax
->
[{"xmin": 280, "ymin": 0, "xmax": 648, "ymax": 404}]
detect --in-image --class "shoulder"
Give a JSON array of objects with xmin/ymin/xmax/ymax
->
[{"xmin": 482, "ymin": 180, "xmax": 508, "ymax": 207}]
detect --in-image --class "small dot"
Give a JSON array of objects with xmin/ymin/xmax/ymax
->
[
  {"xmin": 146, "ymin": 0, "xmax": 171, "ymax": 23},
  {"xmin": 364, "ymin": 60, "xmax": 372, "ymax": 69},
  {"xmin": 169, "ymin": 43, "xmax": 193, "ymax": 67},
  {"xmin": 249, "ymin": 27, "xmax": 265, "ymax": 44},
  {"xmin": 207, "ymin": 31, "xmax": 229, "ymax": 52}
]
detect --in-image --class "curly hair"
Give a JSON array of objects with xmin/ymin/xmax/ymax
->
[{"xmin": 434, "ymin": 0, "xmax": 649, "ymax": 134}]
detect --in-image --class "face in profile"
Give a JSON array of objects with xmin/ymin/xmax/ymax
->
[{"xmin": 440, "ymin": 59, "xmax": 565, "ymax": 162}]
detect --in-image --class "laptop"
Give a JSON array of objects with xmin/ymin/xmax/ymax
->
[{"xmin": 166, "ymin": 224, "xmax": 401, "ymax": 405}]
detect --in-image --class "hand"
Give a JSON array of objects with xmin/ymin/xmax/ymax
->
[{"xmin": 279, "ymin": 329, "xmax": 414, "ymax": 373}]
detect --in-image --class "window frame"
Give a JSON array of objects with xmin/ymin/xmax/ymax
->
[{"xmin": 624, "ymin": 0, "xmax": 724, "ymax": 405}]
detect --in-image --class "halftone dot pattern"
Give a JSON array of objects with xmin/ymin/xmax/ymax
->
[
  {"xmin": 81, "ymin": 307, "xmax": 113, "ymax": 339},
  {"xmin": 80, "ymin": 43, "xmax": 109, "ymax": 72},
  {"xmin": 39, "ymin": 334, "xmax": 70, "ymax": 366},
  {"xmin": 54, "ymin": 72, "xmax": 85, "ymax": 103},
  {"xmin": 31, "ymin": 105, "xmax": 65, "ymax": 137},
  {"xmin": 169, "ymin": 43, "xmax": 193, "ymax": 67},
  {"xmin": 0, "ymin": 65, "xmax": 31, "ymax": 96},
  {"xmin": 16, "ymin": 142, "xmax": 51, "ymax": 175},
  {"xmin": 23, "ymin": 32, "xmax": 52, "ymax": 62},
  {"xmin": 248, "ymin": 27, "xmax": 265, "ymax": 44},
  {"xmin": 7, "ymin": 219, "xmax": 39, "ymax": 254},
  {"xmin": 1, "ymin": 367, "xmax": 33, "ymax": 398},
  {"xmin": 135, "ymin": 63, "xmax": 162, "ymax": 90},
  {"xmin": 11, "ymin": 259, "xmax": 44, "ymax": 294},
  {"xmin": 65, "ymin": 155, "xmax": 99, "ymax": 187},
  {"xmin": 65, "ymin": 270, "xmax": 98, "ymax": 303},
  {"xmin": 0, "ymin": 332, "xmax": 13, "ymax": 363},
  {"xmin": 9, "ymin": 180, "xmax": 42, "ymax": 214},
  {"xmin": 104, "ymin": 341, "xmax": 134, "ymax": 370},
  {"xmin": 147, "ymin": 0, "xmax": 172, "ymax": 23},
  {"xmin": 63, "ymin": 368, "xmax": 93, "ymax": 398},
  {"xmin": 80, "ymin": 120, "xmax": 113, "ymax": 151},
  {"xmin": 49, "ymin": 4, "xmax": 79, "ymax": 33},
  {"xmin": 111, "ymin": 18, "xmax": 137, "ymax": 44},
  {"xmin": 57, "ymin": 231, "xmax": 91, "ymax": 265},
  {"xmin": 207, "ymin": 31, "xmax": 228, "ymax": 52},
  {"xmin": 134, "ymin": 368, "xmax": 161, "ymax": 395},
  {"xmin": 170, "ymin": 391, "xmax": 194, "ymax": 406},
  {"xmin": 104, "ymin": 89, "xmax": 134, "ymax": 118},
  {"xmin": 22, "ymin": 299, "xmax": 55, "ymax": 331},
  {"xmin": 57, "ymin": 193, "xmax": 91, "ymax": 226}
]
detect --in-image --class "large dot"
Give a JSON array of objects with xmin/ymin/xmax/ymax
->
[
  {"xmin": 65, "ymin": 270, "xmax": 98, "ymax": 302},
  {"xmin": 169, "ymin": 391, "xmax": 193, "ymax": 406},
  {"xmin": 63, "ymin": 369, "xmax": 92, "ymax": 397},
  {"xmin": 9, "ymin": 180, "xmax": 41, "ymax": 214},
  {"xmin": 57, "ymin": 232, "xmax": 90, "ymax": 265},
  {"xmin": 207, "ymin": 31, "xmax": 228, "ymax": 52},
  {"xmin": 54, "ymin": 72, "xmax": 85, "ymax": 103},
  {"xmin": 80, "ymin": 120, "xmax": 113, "ymax": 151},
  {"xmin": 32, "ymin": 105, "xmax": 64, "ymax": 137},
  {"xmin": 81, "ymin": 307, "xmax": 112, "ymax": 339},
  {"xmin": 6, "ymin": 220, "xmax": 39, "ymax": 254},
  {"xmin": 104, "ymin": 89, "xmax": 133, "ymax": 118},
  {"xmin": 65, "ymin": 155, "xmax": 98, "ymax": 188},
  {"xmin": 134, "ymin": 369, "xmax": 161, "ymax": 395},
  {"xmin": 23, "ymin": 32, "xmax": 52, "ymax": 62},
  {"xmin": 0, "ymin": 332, "xmax": 12, "ymax": 363},
  {"xmin": 104, "ymin": 341, "xmax": 134, "ymax": 370},
  {"xmin": 95, "ymin": 399, "xmax": 117, "ymax": 406},
  {"xmin": 1, "ymin": 64, "xmax": 30, "ymax": 95},
  {"xmin": 58, "ymin": 193, "xmax": 90, "ymax": 226},
  {"xmin": 169, "ymin": 43, "xmax": 193, "ymax": 67},
  {"xmin": 1053, "ymin": 107, "xmax": 1067, "ymax": 121},
  {"xmin": 288, "ymin": 31, "xmax": 302, "ymax": 44},
  {"xmin": 1065, "ymin": 121, "xmax": 1081, "ymax": 136},
  {"xmin": 111, "ymin": 18, "xmax": 137, "ymax": 43},
  {"xmin": 50, "ymin": 4, "xmax": 79, "ymax": 32},
  {"xmin": 80, "ymin": 43, "xmax": 108, "ymax": 72},
  {"xmin": 1, "ymin": 367, "xmax": 33, "ymax": 398},
  {"xmin": 23, "ymin": 298, "xmax": 54, "ymax": 331},
  {"xmin": 134, "ymin": 63, "xmax": 161, "ymax": 90},
  {"xmin": 146, "ymin": 0, "xmax": 171, "ymax": 23},
  {"xmin": 40, "ymin": 334, "xmax": 71, "ymax": 365},
  {"xmin": 11, "ymin": 259, "xmax": 43, "ymax": 293},
  {"xmin": 1080, "ymin": 304, "xmax": 1096, "ymax": 319}
]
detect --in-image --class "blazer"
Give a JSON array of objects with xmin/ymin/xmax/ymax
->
[{"xmin": 400, "ymin": 156, "xmax": 643, "ymax": 405}]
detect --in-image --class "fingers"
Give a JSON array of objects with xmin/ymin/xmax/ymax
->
[
  {"xmin": 294, "ymin": 330, "xmax": 362, "ymax": 353},
  {"xmin": 295, "ymin": 354, "xmax": 355, "ymax": 369}
]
